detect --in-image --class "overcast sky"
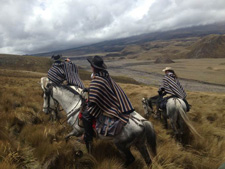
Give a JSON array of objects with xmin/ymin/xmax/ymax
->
[{"xmin": 0, "ymin": 0, "xmax": 225, "ymax": 54}]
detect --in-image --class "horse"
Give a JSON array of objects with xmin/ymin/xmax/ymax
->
[
  {"xmin": 40, "ymin": 77, "xmax": 157, "ymax": 167},
  {"xmin": 145, "ymin": 95, "xmax": 201, "ymax": 143}
]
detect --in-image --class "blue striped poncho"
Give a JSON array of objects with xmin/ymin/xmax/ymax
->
[
  {"xmin": 48, "ymin": 61, "xmax": 84, "ymax": 89},
  {"xmin": 161, "ymin": 73, "xmax": 187, "ymax": 99},
  {"xmin": 88, "ymin": 71, "xmax": 134, "ymax": 123}
]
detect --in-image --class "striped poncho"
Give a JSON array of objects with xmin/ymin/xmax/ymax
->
[
  {"xmin": 48, "ymin": 61, "xmax": 84, "ymax": 89},
  {"xmin": 64, "ymin": 61, "xmax": 84, "ymax": 88},
  {"xmin": 161, "ymin": 73, "xmax": 187, "ymax": 99},
  {"xmin": 88, "ymin": 71, "xmax": 134, "ymax": 123}
]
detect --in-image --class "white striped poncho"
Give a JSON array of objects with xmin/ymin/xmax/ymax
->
[
  {"xmin": 161, "ymin": 73, "xmax": 187, "ymax": 99},
  {"xmin": 88, "ymin": 71, "xmax": 134, "ymax": 123}
]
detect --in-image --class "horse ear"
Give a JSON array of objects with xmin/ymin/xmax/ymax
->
[{"xmin": 40, "ymin": 82, "xmax": 45, "ymax": 90}]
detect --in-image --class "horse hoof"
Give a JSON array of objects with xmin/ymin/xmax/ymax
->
[{"xmin": 75, "ymin": 150, "xmax": 83, "ymax": 158}]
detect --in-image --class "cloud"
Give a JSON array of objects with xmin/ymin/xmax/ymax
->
[{"xmin": 0, "ymin": 0, "xmax": 225, "ymax": 54}]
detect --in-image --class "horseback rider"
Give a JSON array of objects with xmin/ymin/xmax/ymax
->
[
  {"xmin": 157, "ymin": 67, "xmax": 190, "ymax": 116},
  {"xmin": 47, "ymin": 54, "xmax": 84, "ymax": 89},
  {"xmin": 82, "ymin": 55, "xmax": 135, "ymax": 153}
]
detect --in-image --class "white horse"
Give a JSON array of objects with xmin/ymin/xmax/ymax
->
[
  {"xmin": 40, "ymin": 77, "xmax": 157, "ymax": 167},
  {"xmin": 147, "ymin": 95, "xmax": 201, "ymax": 143}
]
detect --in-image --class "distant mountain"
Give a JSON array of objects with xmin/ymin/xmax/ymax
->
[
  {"xmin": 32, "ymin": 23, "xmax": 225, "ymax": 57},
  {"xmin": 186, "ymin": 34, "xmax": 225, "ymax": 58}
]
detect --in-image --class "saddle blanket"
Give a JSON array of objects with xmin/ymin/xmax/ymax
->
[{"xmin": 96, "ymin": 114, "xmax": 125, "ymax": 136}]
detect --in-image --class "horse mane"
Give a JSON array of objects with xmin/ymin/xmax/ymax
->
[
  {"xmin": 149, "ymin": 95, "xmax": 160, "ymax": 103},
  {"xmin": 40, "ymin": 77, "xmax": 82, "ymax": 97},
  {"xmin": 51, "ymin": 83, "xmax": 81, "ymax": 96}
]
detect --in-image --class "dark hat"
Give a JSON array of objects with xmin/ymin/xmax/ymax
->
[
  {"xmin": 87, "ymin": 55, "xmax": 107, "ymax": 70},
  {"xmin": 51, "ymin": 54, "xmax": 62, "ymax": 61}
]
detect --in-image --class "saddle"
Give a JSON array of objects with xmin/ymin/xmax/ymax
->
[
  {"xmin": 158, "ymin": 95, "xmax": 191, "ymax": 112},
  {"xmin": 78, "ymin": 112, "xmax": 124, "ymax": 137}
]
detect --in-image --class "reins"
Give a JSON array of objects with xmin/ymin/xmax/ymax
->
[
  {"xmin": 43, "ymin": 83, "xmax": 84, "ymax": 125},
  {"xmin": 59, "ymin": 99, "xmax": 81, "ymax": 125}
]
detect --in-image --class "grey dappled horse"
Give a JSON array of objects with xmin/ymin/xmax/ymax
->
[
  {"xmin": 40, "ymin": 77, "xmax": 157, "ymax": 167},
  {"xmin": 144, "ymin": 95, "xmax": 201, "ymax": 143}
]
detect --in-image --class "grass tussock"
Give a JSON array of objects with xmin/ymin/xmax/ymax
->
[{"xmin": 0, "ymin": 68, "xmax": 225, "ymax": 169}]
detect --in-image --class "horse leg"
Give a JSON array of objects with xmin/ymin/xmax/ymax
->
[
  {"xmin": 65, "ymin": 131, "xmax": 74, "ymax": 142},
  {"xmin": 170, "ymin": 117, "xmax": 179, "ymax": 139},
  {"xmin": 115, "ymin": 143, "xmax": 135, "ymax": 167},
  {"xmin": 178, "ymin": 115, "xmax": 187, "ymax": 144},
  {"xmin": 52, "ymin": 110, "xmax": 57, "ymax": 121},
  {"xmin": 65, "ymin": 128, "xmax": 82, "ymax": 142},
  {"xmin": 135, "ymin": 142, "xmax": 152, "ymax": 166},
  {"xmin": 48, "ymin": 111, "xmax": 54, "ymax": 122},
  {"xmin": 162, "ymin": 111, "xmax": 168, "ymax": 129},
  {"xmin": 54, "ymin": 109, "xmax": 60, "ymax": 121}
]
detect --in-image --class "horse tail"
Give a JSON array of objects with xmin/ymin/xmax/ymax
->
[
  {"xmin": 176, "ymin": 100, "xmax": 202, "ymax": 138},
  {"xmin": 143, "ymin": 121, "xmax": 157, "ymax": 156}
]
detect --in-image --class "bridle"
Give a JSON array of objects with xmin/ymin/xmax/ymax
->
[
  {"xmin": 42, "ymin": 83, "xmax": 86, "ymax": 124},
  {"xmin": 43, "ymin": 84, "xmax": 61, "ymax": 114},
  {"xmin": 145, "ymin": 96, "xmax": 160, "ymax": 115}
]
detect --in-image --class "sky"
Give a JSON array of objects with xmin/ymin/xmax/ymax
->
[{"xmin": 0, "ymin": 0, "xmax": 225, "ymax": 55}]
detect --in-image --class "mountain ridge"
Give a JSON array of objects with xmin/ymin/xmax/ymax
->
[{"xmin": 31, "ymin": 22, "xmax": 225, "ymax": 57}]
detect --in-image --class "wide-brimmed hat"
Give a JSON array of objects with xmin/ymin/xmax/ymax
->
[
  {"xmin": 87, "ymin": 56, "xmax": 107, "ymax": 70},
  {"xmin": 162, "ymin": 67, "xmax": 173, "ymax": 72},
  {"xmin": 51, "ymin": 54, "xmax": 62, "ymax": 61}
]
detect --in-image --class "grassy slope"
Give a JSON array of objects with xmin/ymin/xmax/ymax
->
[
  {"xmin": 0, "ymin": 69, "xmax": 225, "ymax": 169},
  {"xmin": 124, "ymin": 58, "xmax": 225, "ymax": 86},
  {"xmin": 186, "ymin": 34, "xmax": 225, "ymax": 58},
  {"xmin": 0, "ymin": 54, "xmax": 139, "ymax": 85},
  {"xmin": 106, "ymin": 34, "xmax": 225, "ymax": 60},
  {"xmin": 122, "ymin": 37, "xmax": 197, "ymax": 60},
  {"xmin": 0, "ymin": 54, "xmax": 52, "ymax": 73}
]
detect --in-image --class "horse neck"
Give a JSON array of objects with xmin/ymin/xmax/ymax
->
[{"xmin": 52, "ymin": 87, "xmax": 82, "ymax": 114}]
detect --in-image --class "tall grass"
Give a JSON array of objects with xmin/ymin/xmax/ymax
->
[{"xmin": 0, "ymin": 69, "xmax": 224, "ymax": 169}]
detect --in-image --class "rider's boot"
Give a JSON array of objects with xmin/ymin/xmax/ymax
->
[
  {"xmin": 85, "ymin": 141, "xmax": 93, "ymax": 154},
  {"xmin": 162, "ymin": 110, "xmax": 168, "ymax": 129},
  {"xmin": 82, "ymin": 115, "xmax": 94, "ymax": 154}
]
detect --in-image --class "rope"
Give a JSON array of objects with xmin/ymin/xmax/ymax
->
[{"xmin": 59, "ymin": 99, "xmax": 81, "ymax": 125}]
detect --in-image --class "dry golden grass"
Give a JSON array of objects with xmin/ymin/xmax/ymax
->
[
  {"xmin": 119, "ymin": 37, "xmax": 198, "ymax": 60},
  {"xmin": 0, "ymin": 54, "xmax": 52, "ymax": 72},
  {"xmin": 127, "ymin": 58, "xmax": 225, "ymax": 86},
  {"xmin": 0, "ymin": 68, "xmax": 224, "ymax": 169}
]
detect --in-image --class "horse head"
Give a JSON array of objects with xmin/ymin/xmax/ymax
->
[
  {"xmin": 142, "ymin": 97, "xmax": 154, "ymax": 117},
  {"xmin": 40, "ymin": 77, "xmax": 56, "ymax": 114}
]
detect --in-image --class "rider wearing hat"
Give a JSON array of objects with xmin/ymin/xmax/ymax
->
[
  {"xmin": 47, "ymin": 55, "xmax": 84, "ymax": 88},
  {"xmin": 82, "ymin": 55, "xmax": 135, "ymax": 153},
  {"xmin": 158, "ymin": 67, "xmax": 190, "ymax": 113}
]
